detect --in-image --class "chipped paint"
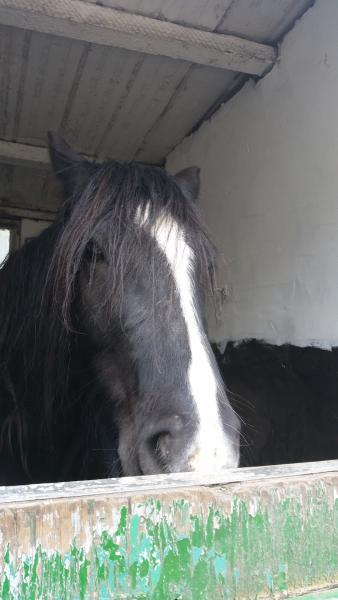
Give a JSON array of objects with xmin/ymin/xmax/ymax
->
[{"xmin": 1, "ymin": 478, "xmax": 338, "ymax": 599}]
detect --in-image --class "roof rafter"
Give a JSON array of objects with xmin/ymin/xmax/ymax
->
[
  {"xmin": 0, "ymin": 139, "xmax": 94, "ymax": 169},
  {"xmin": 0, "ymin": 140, "xmax": 50, "ymax": 169}
]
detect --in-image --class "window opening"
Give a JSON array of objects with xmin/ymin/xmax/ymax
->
[{"xmin": 0, "ymin": 228, "xmax": 10, "ymax": 266}]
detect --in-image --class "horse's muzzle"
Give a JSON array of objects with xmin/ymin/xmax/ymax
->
[{"xmin": 118, "ymin": 412, "xmax": 240, "ymax": 475}]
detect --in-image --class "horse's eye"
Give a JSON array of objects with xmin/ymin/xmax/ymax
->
[{"xmin": 84, "ymin": 241, "xmax": 105, "ymax": 262}]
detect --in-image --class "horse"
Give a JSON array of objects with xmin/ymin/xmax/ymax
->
[{"xmin": 0, "ymin": 133, "xmax": 240, "ymax": 485}]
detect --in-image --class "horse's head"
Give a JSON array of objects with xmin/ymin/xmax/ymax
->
[{"xmin": 49, "ymin": 133, "xmax": 240, "ymax": 476}]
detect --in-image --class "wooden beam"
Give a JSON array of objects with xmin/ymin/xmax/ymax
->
[
  {"xmin": 0, "ymin": 139, "xmax": 94, "ymax": 169},
  {"xmin": 1, "ymin": 462, "xmax": 338, "ymax": 597},
  {"xmin": 0, "ymin": 459, "xmax": 338, "ymax": 504},
  {"xmin": 0, "ymin": 205, "xmax": 57, "ymax": 220},
  {"xmin": 0, "ymin": 140, "xmax": 50, "ymax": 169},
  {"xmin": 0, "ymin": 0, "xmax": 277, "ymax": 75},
  {"xmin": 288, "ymin": 590, "xmax": 338, "ymax": 600}
]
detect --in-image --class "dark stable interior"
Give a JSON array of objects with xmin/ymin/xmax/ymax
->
[{"xmin": 214, "ymin": 340, "xmax": 338, "ymax": 467}]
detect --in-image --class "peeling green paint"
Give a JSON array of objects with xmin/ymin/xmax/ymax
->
[{"xmin": 1, "ymin": 484, "xmax": 338, "ymax": 599}]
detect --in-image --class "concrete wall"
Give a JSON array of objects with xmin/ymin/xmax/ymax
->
[
  {"xmin": 167, "ymin": 0, "xmax": 338, "ymax": 349},
  {"xmin": 20, "ymin": 218, "xmax": 53, "ymax": 246}
]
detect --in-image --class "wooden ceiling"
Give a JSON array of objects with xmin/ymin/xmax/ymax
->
[{"xmin": 0, "ymin": 0, "xmax": 313, "ymax": 212}]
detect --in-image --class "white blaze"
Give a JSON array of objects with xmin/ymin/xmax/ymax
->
[{"xmin": 148, "ymin": 211, "xmax": 238, "ymax": 471}]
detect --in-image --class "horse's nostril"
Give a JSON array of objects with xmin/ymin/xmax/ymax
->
[
  {"xmin": 155, "ymin": 432, "xmax": 172, "ymax": 462},
  {"xmin": 138, "ymin": 415, "xmax": 185, "ymax": 475}
]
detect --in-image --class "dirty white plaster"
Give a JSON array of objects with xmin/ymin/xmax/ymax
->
[
  {"xmin": 20, "ymin": 218, "xmax": 52, "ymax": 245},
  {"xmin": 167, "ymin": 0, "xmax": 338, "ymax": 349}
]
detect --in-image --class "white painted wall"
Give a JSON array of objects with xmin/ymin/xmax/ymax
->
[
  {"xmin": 167, "ymin": 0, "xmax": 338, "ymax": 349},
  {"xmin": 0, "ymin": 228, "xmax": 10, "ymax": 264}
]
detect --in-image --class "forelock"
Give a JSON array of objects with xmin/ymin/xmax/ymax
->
[{"xmin": 49, "ymin": 160, "xmax": 216, "ymax": 326}]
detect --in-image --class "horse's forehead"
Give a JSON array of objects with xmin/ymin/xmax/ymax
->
[{"xmin": 135, "ymin": 205, "xmax": 193, "ymax": 263}]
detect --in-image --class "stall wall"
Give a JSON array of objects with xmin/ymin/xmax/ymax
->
[
  {"xmin": 20, "ymin": 218, "xmax": 53, "ymax": 246},
  {"xmin": 167, "ymin": 0, "xmax": 338, "ymax": 349}
]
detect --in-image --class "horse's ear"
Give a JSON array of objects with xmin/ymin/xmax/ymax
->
[
  {"xmin": 48, "ymin": 131, "xmax": 92, "ymax": 197},
  {"xmin": 174, "ymin": 166, "xmax": 200, "ymax": 201}
]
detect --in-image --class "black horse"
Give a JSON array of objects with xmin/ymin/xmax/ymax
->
[{"xmin": 0, "ymin": 133, "xmax": 240, "ymax": 485}]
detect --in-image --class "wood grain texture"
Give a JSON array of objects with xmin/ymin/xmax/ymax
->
[
  {"xmin": 0, "ymin": 205, "xmax": 56, "ymax": 220},
  {"xmin": 81, "ymin": 0, "xmax": 313, "ymax": 43},
  {"xmin": 82, "ymin": 0, "xmax": 234, "ymax": 31},
  {"xmin": 0, "ymin": 0, "xmax": 276, "ymax": 75},
  {"xmin": 1, "ymin": 459, "xmax": 338, "ymax": 503},
  {"xmin": 288, "ymin": 590, "xmax": 338, "ymax": 600},
  {"xmin": 0, "ymin": 139, "xmax": 95, "ymax": 168},
  {"xmin": 0, "ymin": 164, "xmax": 62, "ymax": 212},
  {"xmin": 0, "ymin": 139, "xmax": 50, "ymax": 168},
  {"xmin": 0, "ymin": 0, "xmax": 312, "ymax": 173},
  {"xmin": 1, "ymin": 465, "xmax": 338, "ymax": 598}
]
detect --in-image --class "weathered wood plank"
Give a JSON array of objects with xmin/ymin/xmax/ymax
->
[
  {"xmin": 0, "ymin": 139, "xmax": 50, "ymax": 169},
  {"xmin": 83, "ymin": 0, "xmax": 233, "ymax": 31},
  {"xmin": 16, "ymin": 31, "xmax": 86, "ymax": 147},
  {"xmin": 0, "ymin": 26, "xmax": 28, "ymax": 140},
  {"xmin": 0, "ymin": 139, "xmax": 94, "ymax": 169},
  {"xmin": 1, "ymin": 467, "xmax": 338, "ymax": 598},
  {"xmin": 0, "ymin": 0, "xmax": 277, "ymax": 75},
  {"xmin": 97, "ymin": 52, "xmax": 189, "ymax": 160},
  {"xmin": 1, "ymin": 459, "xmax": 338, "ymax": 503},
  {"xmin": 0, "ymin": 204, "xmax": 56, "ymax": 220},
  {"xmin": 59, "ymin": 44, "xmax": 143, "ymax": 154},
  {"xmin": 288, "ymin": 589, "xmax": 338, "ymax": 600},
  {"xmin": 0, "ymin": 164, "xmax": 52, "ymax": 211}
]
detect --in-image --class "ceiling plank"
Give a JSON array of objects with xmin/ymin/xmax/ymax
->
[
  {"xmin": 0, "ymin": 140, "xmax": 50, "ymax": 169},
  {"xmin": 0, "ymin": 139, "xmax": 94, "ymax": 169},
  {"xmin": 0, "ymin": 205, "xmax": 57, "ymax": 220},
  {"xmin": 0, "ymin": 0, "xmax": 277, "ymax": 75},
  {"xmin": 81, "ymin": 0, "xmax": 234, "ymax": 31}
]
